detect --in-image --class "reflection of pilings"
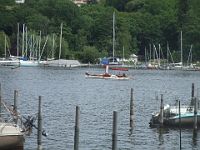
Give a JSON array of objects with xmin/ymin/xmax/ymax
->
[
  {"xmin": 130, "ymin": 88, "xmax": 134, "ymax": 128},
  {"xmin": 14, "ymin": 90, "xmax": 18, "ymax": 124},
  {"xmin": 37, "ymin": 96, "xmax": 42, "ymax": 150},
  {"xmin": 74, "ymin": 106, "xmax": 80, "ymax": 150},
  {"xmin": 159, "ymin": 94, "xmax": 164, "ymax": 127},
  {"xmin": 194, "ymin": 97, "xmax": 198, "ymax": 130},
  {"xmin": 112, "ymin": 111, "xmax": 117, "ymax": 150}
]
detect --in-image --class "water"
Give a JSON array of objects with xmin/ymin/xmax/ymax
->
[{"xmin": 0, "ymin": 66, "xmax": 200, "ymax": 150}]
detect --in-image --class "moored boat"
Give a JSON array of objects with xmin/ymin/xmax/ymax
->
[
  {"xmin": 85, "ymin": 72, "xmax": 129, "ymax": 80},
  {"xmin": 0, "ymin": 123, "xmax": 24, "ymax": 149},
  {"xmin": 85, "ymin": 65, "xmax": 130, "ymax": 80},
  {"xmin": 149, "ymin": 104, "xmax": 200, "ymax": 127}
]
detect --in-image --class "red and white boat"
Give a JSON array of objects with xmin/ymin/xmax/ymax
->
[{"xmin": 85, "ymin": 65, "xmax": 130, "ymax": 80}]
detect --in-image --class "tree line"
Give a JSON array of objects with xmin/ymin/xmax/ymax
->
[{"xmin": 0, "ymin": 0, "xmax": 199, "ymax": 63}]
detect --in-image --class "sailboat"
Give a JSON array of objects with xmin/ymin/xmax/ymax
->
[
  {"xmin": 19, "ymin": 24, "xmax": 40, "ymax": 67},
  {"xmin": 102, "ymin": 12, "xmax": 121, "ymax": 66},
  {"xmin": 0, "ymin": 35, "xmax": 20, "ymax": 66},
  {"xmin": 44, "ymin": 23, "xmax": 81, "ymax": 68}
]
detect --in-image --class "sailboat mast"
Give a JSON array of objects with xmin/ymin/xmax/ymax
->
[
  {"xmin": 25, "ymin": 26, "xmax": 28, "ymax": 58},
  {"xmin": 22, "ymin": 24, "xmax": 25, "ymax": 57},
  {"xmin": 167, "ymin": 42, "xmax": 169, "ymax": 66},
  {"xmin": 123, "ymin": 46, "xmax": 124, "ymax": 62},
  {"xmin": 52, "ymin": 34, "xmax": 55, "ymax": 59},
  {"xmin": 4, "ymin": 35, "xmax": 6, "ymax": 58},
  {"xmin": 112, "ymin": 12, "xmax": 115, "ymax": 62},
  {"xmin": 39, "ymin": 31, "xmax": 42, "ymax": 61},
  {"xmin": 180, "ymin": 31, "xmax": 183, "ymax": 66},
  {"xmin": 59, "ymin": 23, "xmax": 63, "ymax": 62},
  {"xmin": 17, "ymin": 23, "xmax": 19, "ymax": 57}
]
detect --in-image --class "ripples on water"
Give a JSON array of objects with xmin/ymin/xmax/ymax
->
[{"xmin": 0, "ymin": 67, "xmax": 200, "ymax": 150}]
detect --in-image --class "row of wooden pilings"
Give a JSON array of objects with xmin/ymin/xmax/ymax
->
[
  {"xmin": 73, "ymin": 88, "xmax": 135, "ymax": 150},
  {"xmin": 0, "ymin": 83, "xmax": 135, "ymax": 150},
  {"xmin": 38, "ymin": 88, "xmax": 135, "ymax": 150}
]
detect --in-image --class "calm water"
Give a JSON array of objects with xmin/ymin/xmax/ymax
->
[{"xmin": 0, "ymin": 66, "xmax": 200, "ymax": 150}]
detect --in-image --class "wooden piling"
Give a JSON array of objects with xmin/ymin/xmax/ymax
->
[
  {"xmin": 0, "ymin": 83, "xmax": 1, "ymax": 117},
  {"xmin": 37, "ymin": 96, "xmax": 42, "ymax": 150},
  {"xmin": 130, "ymin": 88, "xmax": 134, "ymax": 128},
  {"xmin": 192, "ymin": 83, "xmax": 194, "ymax": 98},
  {"xmin": 74, "ymin": 106, "xmax": 80, "ymax": 150},
  {"xmin": 179, "ymin": 100, "xmax": 181, "ymax": 150},
  {"xmin": 112, "ymin": 111, "xmax": 117, "ymax": 150},
  {"xmin": 14, "ymin": 90, "xmax": 18, "ymax": 124},
  {"xmin": 159, "ymin": 94, "xmax": 164, "ymax": 127},
  {"xmin": 194, "ymin": 97, "xmax": 198, "ymax": 130}
]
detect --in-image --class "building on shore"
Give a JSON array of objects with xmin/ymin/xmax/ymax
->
[{"xmin": 15, "ymin": 0, "xmax": 25, "ymax": 4}]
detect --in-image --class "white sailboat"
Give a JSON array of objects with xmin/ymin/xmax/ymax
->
[
  {"xmin": 19, "ymin": 24, "xmax": 40, "ymax": 67},
  {"xmin": 108, "ymin": 12, "xmax": 120, "ymax": 65},
  {"xmin": 0, "ymin": 35, "xmax": 19, "ymax": 66},
  {"xmin": 44, "ymin": 23, "xmax": 81, "ymax": 68}
]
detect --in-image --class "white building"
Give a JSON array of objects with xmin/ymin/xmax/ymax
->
[
  {"xmin": 73, "ymin": 0, "xmax": 88, "ymax": 6},
  {"xmin": 129, "ymin": 54, "xmax": 138, "ymax": 63},
  {"xmin": 16, "ymin": 0, "xmax": 25, "ymax": 3}
]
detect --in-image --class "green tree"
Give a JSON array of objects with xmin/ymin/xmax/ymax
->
[{"xmin": 79, "ymin": 46, "xmax": 100, "ymax": 63}]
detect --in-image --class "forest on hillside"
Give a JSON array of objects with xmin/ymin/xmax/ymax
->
[{"xmin": 0, "ymin": 0, "xmax": 199, "ymax": 63}]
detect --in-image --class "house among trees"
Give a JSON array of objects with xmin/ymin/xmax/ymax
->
[
  {"xmin": 15, "ymin": 0, "xmax": 25, "ymax": 3},
  {"xmin": 72, "ymin": 0, "xmax": 97, "ymax": 6},
  {"xmin": 72, "ymin": 0, "xmax": 88, "ymax": 6}
]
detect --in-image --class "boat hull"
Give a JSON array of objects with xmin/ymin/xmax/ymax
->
[
  {"xmin": 20, "ymin": 60, "xmax": 39, "ymax": 67},
  {"xmin": 0, "ymin": 60, "xmax": 20, "ymax": 66},
  {"xmin": 0, "ymin": 135, "xmax": 24, "ymax": 149},
  {"xmin": 165, "ymin": 115, "xmax": 200, "ymax": 126},
  {"xmin": 85, "ymin": 73, "xmax": 130, "ymax": 80},
  {"xmin": 0, "ymin": 123, "xmax": 24, "ymax": 149}
]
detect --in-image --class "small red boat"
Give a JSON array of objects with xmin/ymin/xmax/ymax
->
[{"xmin": 85, "ymin": 65, "xmax": 130, "ymax": 80}]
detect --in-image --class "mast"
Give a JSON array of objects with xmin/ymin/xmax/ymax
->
[
  {"xmin": 149, "ymin": 44, "xmax": 151, "ymax": 64},
  {"xmin": 59, "ymin": 23, "xmax": 63, "ymax": 62},
  {"xmin": 112, "ymin": 11, "xmax": 115, "ymax": 62},
  {"xmin": 25, "ymin": 26, "xmax": 28, "ymax": 58},
  {"xmin": 22, "ymin": 24, "xmax": 25, "ymax": 57},
  {"xmin": 167, "ymin": 42, "xmax": 169, "ymax": 66},
  {"xmin": 180, "ymin": 31, "xmax": 183, "ymax": 66},
  {"xmin": 17, "ymin": 23, "xmax": 19, "ymax": 57},
  {"xmin": 123, "ymin": 46, "xmax": 124, "ymax": 60},
  {"xmin": 52, "ymin": 34, "xmax": 55, "ymax": 59},
  {"xmin": 145, "ymin": 47, "xmax": 147, "ymax": 65},
  {"xmin": 39, "ymin": 31, "xmax": 42, "ymax": 61},
  {"xmin": 4, "ymin": 35, "xmax": 6, "ymax": 58}
]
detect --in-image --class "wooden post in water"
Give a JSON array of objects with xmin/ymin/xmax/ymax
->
[
  {"xmin": 14, "ymin": 90, "xmax": 18, "ymax": 124},
  {"xmin": 37, "ymin": 96, "xmax": 42, "ymax": 150},
  {"xmin": 194, "ymin": 97, "xmax": 198, "ymax": 130},
  {"xmin": 112, "ymin": 111, "xmax": 117, "ymax": 150},
  {"xmin": 179, "ymin": 100, "xmax": 182, "ymax": 150},
  {"xmin": 192, "ymin": 83, "xmax": 194, "ymax": 98},
  {"xmin": 74, "ymin": 106, "xmax": 80, "ymax": 150},
  {"xmin": 0, "ymin": 83, "xmax": 1, "ymax": 117},
  {"xmin": 191, "ymin": 83, "xmax": 195, "ymax": 106},
  {"xmin": 159, "ymin": 94, "xmax": 164, "ymax": 127},
  {"xmin": 130, "ymin": 88, "xmax": 134, "ymax": 128}
]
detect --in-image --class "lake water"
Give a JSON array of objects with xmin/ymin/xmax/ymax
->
[{"xmin": 0, "ymin": 66, "xmax": 200, "ymax": 150}]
